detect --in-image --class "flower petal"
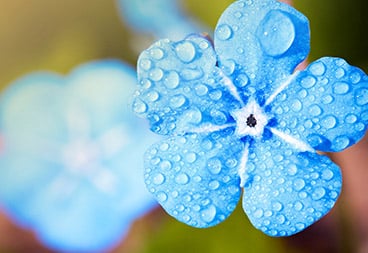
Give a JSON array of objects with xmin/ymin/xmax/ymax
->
[
  {"xmin": 271, "ymin": 57, "xmax": 368, "ymax": 152},
  {"xmin": 214, "ymin": 0, "xmax": 309, "ymax": 98},
  {"xmin": 242, "ymin": 137, "xmax": 342, "ymax": 236},
  {"xmin": 144, "ymin": 132, "xmax": 243, "ymax": 227},
  {"xmin": 135, "ymin": 35, "xmax": 241, "ymax": 135}
]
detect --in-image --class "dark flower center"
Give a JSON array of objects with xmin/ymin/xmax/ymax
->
[{"xmin": 246, "ymin": 114, "xmax": 257, "ymax": 128}]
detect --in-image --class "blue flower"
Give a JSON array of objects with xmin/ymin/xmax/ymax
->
[
  {"xmin": 117, "ymin": 0, "xmax": 205, "ymax": 40},
  {"xmin": 133, "ymin": 0, "xmax": 368, "ymax": 236},
  {"xmin": 0, "ymin": 61, "xmax": 158, "ymax": 251}
]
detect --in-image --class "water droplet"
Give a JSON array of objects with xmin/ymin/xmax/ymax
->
[
  {"xmin": 335, "ymin": 67, "xmax": 345, "ymax": 79},
  {"xmin": 312, "ymin": 187, "xmax": 326, "ymax": 200},
  {"xmin": 294, "ymin": 201, "xmax": 304, "ymax": 211},
  {"xmin": 216, "ymin": 24, "xmax": 233, "ymax": 41},
  {"xmin": 209, "ymin": 90, "xmax": 223, "ymax": 100},
  {"xmin": 304, "ymin": 119, "xmax": 313, "ymax": 129},
  {"xmin": 209, "ymin": 180, "xmax": 220, "ymax": 190},
  {"xmin": 308, "ymin": 104, "xmax": 322, "ymax": 116},
  {"xmin": 185, "ymin": 152, "xmax": 197, "ymax": 163},
  {"xmin": 293, "ymin": 178, "xmax": 305, "ymax": 191},
  {"xmin": 333, "ymin": 136, "xmax": 350, "ymax": 150},
  {"xmin": 160, "ymin": 160, "xmax": 172, "ymax": 170},
  {"xmin": 296, "ymin": 223, "xmax": 305, "ymax": 230},
  {"xmin": 322, "ymin": 169, "xmax": 334, "ymax": 180},
  {"xmin": 153, "ymin": 173, "xmax": 165, "ymax": 185},
  {"xmin": 298, "ymin": 89, "xmax": 308, "ymax": 98},
  {"xmin": 164, "ymin": 71, "xmax": 180, "ymax": 89},
  {"xmin": 139, "ymin": 58, "xmax": 152, "ymax": 70},
  {"xmin": 157, "ymin": 191, "xmax": 168, "ymax": 202},
  {"xmin": 309, "ymin": 61, "xmax": 326, "ymax": 76},
  {"xmin": 287, "ymin": 164, "xmax": 298, "ymax": 176},
  {"xmin": 201, "ymin": 205, "xmax": 217, "ymax": 223},
  {"xmin": 350, "ymin": 71, "xmax": 361, "ymax": 84},
  {"xmin": 333, "ymin": 81, "xmax": 350, "ymax": 95},
  {"xmin": 234, "ymin": 73, "xmax": 249, "ymax": 87},
  {"xmin": 133, "ymin": 98, "xmax": 147, "ymax": 113},
  {"xmin": 207, "ymin": 158, "xmax": 222, "ymax": 174},
  {"xmin": 170, "ymin": 94, "xmax": 187, "ymax": 108},
  {"xmin": 276, "ymin": 214, "xmax": 286, "ymax": 224},
  {"xmin": 181, "ymin": 68, "xmax": 203, "ymax": 80},
  {"xmin": 175, "ymin": 41, "xmax": 196, "ymax": 63},
  {"xmin": 150, "ymin": 47, "xmax": 164, "ymax": 60},
  {"xmin": 146, "ymin": 90, "xmax": 160, "ymax": 102},
  {"xmin": 291, "ymin": 99, "xmax": 302, "ymax": 112},
  {"xmin": 175, "ymin": 173, "xmax": 189, "ymax": 185},
  {"xmin": 272, "ymin": 201, "xmax": 283, "ymax": 211},
  {"xmin": 322, "ymin": 95, "xmax": 334, "ymax": 104},
  {"xmin": 301, "ymin": 75, "xmax": 317, "ymax": 88},
  {"xmin": 184, "ymin": 107, "xmax": 202, "ymax": 124},
  {"xmin": 321, "ymin": 115, "xmax": 337, "ymax": 129},
  {"xmin": 257, "ymin": 10, "xmax": 295, "ymax": 56},
  {"xmin": 195, "ymin": 84, "xmax": 208, "ymax": 96},
  {"xmin": 234, "ymin": 11, "xmax": 243, "ymax": 18},
  {"xmin": 254, "ymin": 208, "xmax": 264, "ymax": 218},
  {"xmin": 355, "ymin": 88, "xmax": 368, "ymax": 106},
  {"xmin": 221, "ymin": 59, "xmax": 236, "ymax": 75},
  {"xmin": 199, "ymin": 40, "xmax": 209, "ymax": 49},
  {"xmin": 149, "ymin": 68, "xmax": 164, "ymax": 81}
]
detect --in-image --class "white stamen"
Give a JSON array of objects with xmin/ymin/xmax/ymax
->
[
  {"xmin": 189, "ymin": 123, "xmax": 235, "ymax": 134},
  {"xmin": 265, "ymin": 71, "xmax": 300, "ymax": 106},
  {"xmin": 238, "ymin": 143, "xmax": 249, "ymax": 187},
  {"xmin": 270, "ymin": 128, "xmax": 314, "ymax": 152}
]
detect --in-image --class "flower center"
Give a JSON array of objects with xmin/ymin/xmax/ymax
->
[
  {"xmin": 231, "ymin": 100, "xmax": 268, "ymax": 138},
  {"xmin": 246, "ymin": 114, "xmax": 257, "ymax": 128}
]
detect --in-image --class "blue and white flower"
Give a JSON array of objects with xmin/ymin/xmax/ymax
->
[
  {"xmin": 0, "ymin": 61, "xmax": 158, "ymax": 251},
  {"xmin": 133, "ymin": 0, "xmax": 368, "ymax": 236}
]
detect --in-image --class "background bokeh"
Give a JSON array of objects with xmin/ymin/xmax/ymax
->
[{"xmin": 0, "ymin": 0, "xmax": 367, "ymax": 252}]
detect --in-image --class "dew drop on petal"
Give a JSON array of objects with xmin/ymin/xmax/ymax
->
[
  {"xmin": 209, "ymin": 180, "xmax": 220, "ymax": 190},
  {"xmin": 301, "ymin": 75, "xmax": 317, "ymax": 88},
  {"xmin": 234, "ymin": 73, "xmax": 249, "ymax": 88},
  {"xmin": 175, "ymin": 173, "xmax": 189, "ymax": 185},
  {"xmin": 345, "ymin": 114, "xmax": 358, "ymax": 124},
  {"xmin": 170, "ymin": 94, "xmax": 187, "ymax": 108},
  {"xmin": 207, "ymin": 158, "xmax": 222, "ymax": 174},
  {"xmin": 139, "ymin": 58, "xmax": 152, "ymax": 70},
  {"xmin": 312, "ymin": 187, "xmax": 326, "ymax": 200},
  {"xmin": 164, "ymin": 71, "xmax": 180, "ymax": 89},
  {"xmin": 150, "ymin": 47, "xmax": 164, "ymax": 60},
  {"xmin": 308, "ymin": 104, "xmax": 322, "ymax": 116},
  {"xmin": 322, "ymin": 169, "xmax": 334, "ymax": 180},
  {"xmin": 254, "ymin": 208, "xmax": 264, "ymax": 218},
  {"xmin": 287, "ymin": 164, "xmax": 298, "ymax": 176},
  {"xmin": 355, "ymin": 88, "xmax": 368, "ymax": 106},
  {"xmin": 333, "ymin": 82, "xmax": 350, "ymax": 95},
  {"xmin": 153, "ymin": 173, "xmax": 165, "ymax": 185},
  {"xmin": 216, "ymin": 24, "xmax": 233, "ymax": 41},
  {"xmin": 201, "ymin": 205, "xmax": 217, "ymax": 223},
  {"xmin": 321, "ymin": 115, "xmax": 337, "ymax": 129},
  {"xmin": 309, "ymin": 61, "xmax": 326, "ymax": 76},
  {"xmin": 133, "ymin": 98, "xmax": 147, "ymax": 114},
  {"xmin": 294, "ymin": 201, "xmax": 304, "ymax": 211},
  {"xmin": 157, "ymin": 191, "xmax": 168, "ymax": 202},
  {"xmin": 195, "ymin": 84, "xmax": 209, "ymax": 96},
  {"xmin": 257, "ymin": 10, "xmax": 295, "ymax": 56},
  {"xmin": 333, "ymin": 136, "xmax": 350, "ymax": 150},
  {"xmin": 291, "ymin": 99, "xmax": 302, "ymax": 112},
  {"xmin": 149, "ymin": 68, "xmax": 164, "ymax": 81},
  {"xmin": 293, "ymin": 178, "xmax": 305, "ymax": 191},
  {"xmin": 185, "ymin": 152, "xmax": 197, "ymax": 163},
  {"xmin": 175, "ymin": 41, "xmax": 196, "ymax": 63}
]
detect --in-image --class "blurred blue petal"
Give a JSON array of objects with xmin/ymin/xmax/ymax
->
[
  {"xmin": 0, "ymin": 60, "xmax": 158, "ymax": 251},
  {"xmin": 134, "ymin": 0, "xmax": 368, "ymax": 236},
  {"xmin": 117, "ymin": 0, "xmax": 206, "ymax": 40}
]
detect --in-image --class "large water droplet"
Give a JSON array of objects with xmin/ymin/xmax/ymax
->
[
  {"xmin": 333, "ymin": 81, "xmax": 350, "ymax": 95},
  {"xmin": 149, "ymin": 68, "xmax": 164, "ymax": 81},
  {"xmin": 257, "ymin": 10, "xmax": 295, "ymax": 56},
  {"xmin": 294, "ymin": 201, "xmax": 304, "ymax": 211},
  {"xmin": 139, "ymin": 58, "xmax": 152, "ymax": 70},
  {"xmin": 345, "ymin": 114, "xmax": 357, "ymax": 124},
  {"xmin": 254, "ymin": 208, "xmax": 264, "ymax": 218},
  {"xmin": 185, "ymin": 152, "xmax": 197, "ymax": 163},
  {"xmin": 234, "ymin": 73, "xmax": 249, "ymax": 87},
  {"xmin": 150, "ymin": 47, "xmax": 164, "ymax": 60},
  {"xmin": 276, "ymin": 214, "xmax": 286, "ymax": 224},
  {"xmin": 164, "ymin": 71, "xmax": 180, "ymax": 89},
  {"xmin": 322, "ymin": 95, "xmax": 334, "ymax": 104},
  {"xmin": 195, "ymin": 84, "xmax": 208, "ymax": 96},
  {"xmin": 146, "ymin": 90, "xmax": 160, "ymax": 102},
  {"xmin": 209, "ymin": 180, "xmax": 220, "ymax": 190},
  {"xmin": 160, "ymin": 160, "xmax": 172, "ymax": 170},
  {"xmin": 308, "ymin": 104, "xmax": 322, "ymax": 116},
  {"xmin": 291, "ymin": 99, "xmax": 302, "ymax": 112},
  {"xmin": 175, "ymin": 41, "xmax": 196, "ymax": 63},
  {"xmin": 301, "ymin": 75, "xmax": 317, "ymax": 88},
  {"xmin": 216, "ymin": 24, "xmax": 233, "ymax": 41},
  {"xmin": 184, "ymin": 107, "xmax": 202, "ymax": 124},
  {"xmin": 322, "ymin": 169, "xmax": 334, "ymax": 180},
  {"xmin": 335, "ymin": 68, "xmax": 345, "ymax": 79},
  {"xmin": 287, "ymin": 164, "xmax": 298, "ymax": 176},
  {"xmin": 201, "ymin": 205, "xmax": 217, "ymax": 223},
  {"xmin": 157, "ymin": 191, "xmax": 168, "ymax": 202},
  {"xmin": 272, "ymin": 201, "xmax": 283, "ymax": 211},
  {"xmin": 175, "ymin": 173, "xmax": 189, "ymax": 185},
  {"xmin": 181, "ymin": 68, "xmax": 203, "ymax": 81},
  {"xmin": 333, "ymin": 136, "xmax": 350, "ymax": 150}
]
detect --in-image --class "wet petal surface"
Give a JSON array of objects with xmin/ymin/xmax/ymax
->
[
  {"xmin": 214, "ymin": 0, "xmax": 310, "ymax": 98},
  {"xmin": 242, "ymin": 137, "xmax": 342, "ymax": 236},
  {"xmin": 271, "ymin": 57, "xmax": 368, "ymax": 151},
  {"xmin": 145, "ymin": 132, "xmax": 243, "ymax": 227},
  {"xmin": 135, "ymin": 35, "xmax": 241, "ymax": 135}
]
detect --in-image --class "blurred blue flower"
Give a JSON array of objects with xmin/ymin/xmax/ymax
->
[
  {"xmin": 0, "ymin": 61, "xmax": 158, "ymax": 251},
  {"xmin": 117, "ymin": 0, "xmax": 206, "ymax": 40},
  {"xmin": 133, "ymin": 0, "xmax": 368, "ymax": 236}
]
